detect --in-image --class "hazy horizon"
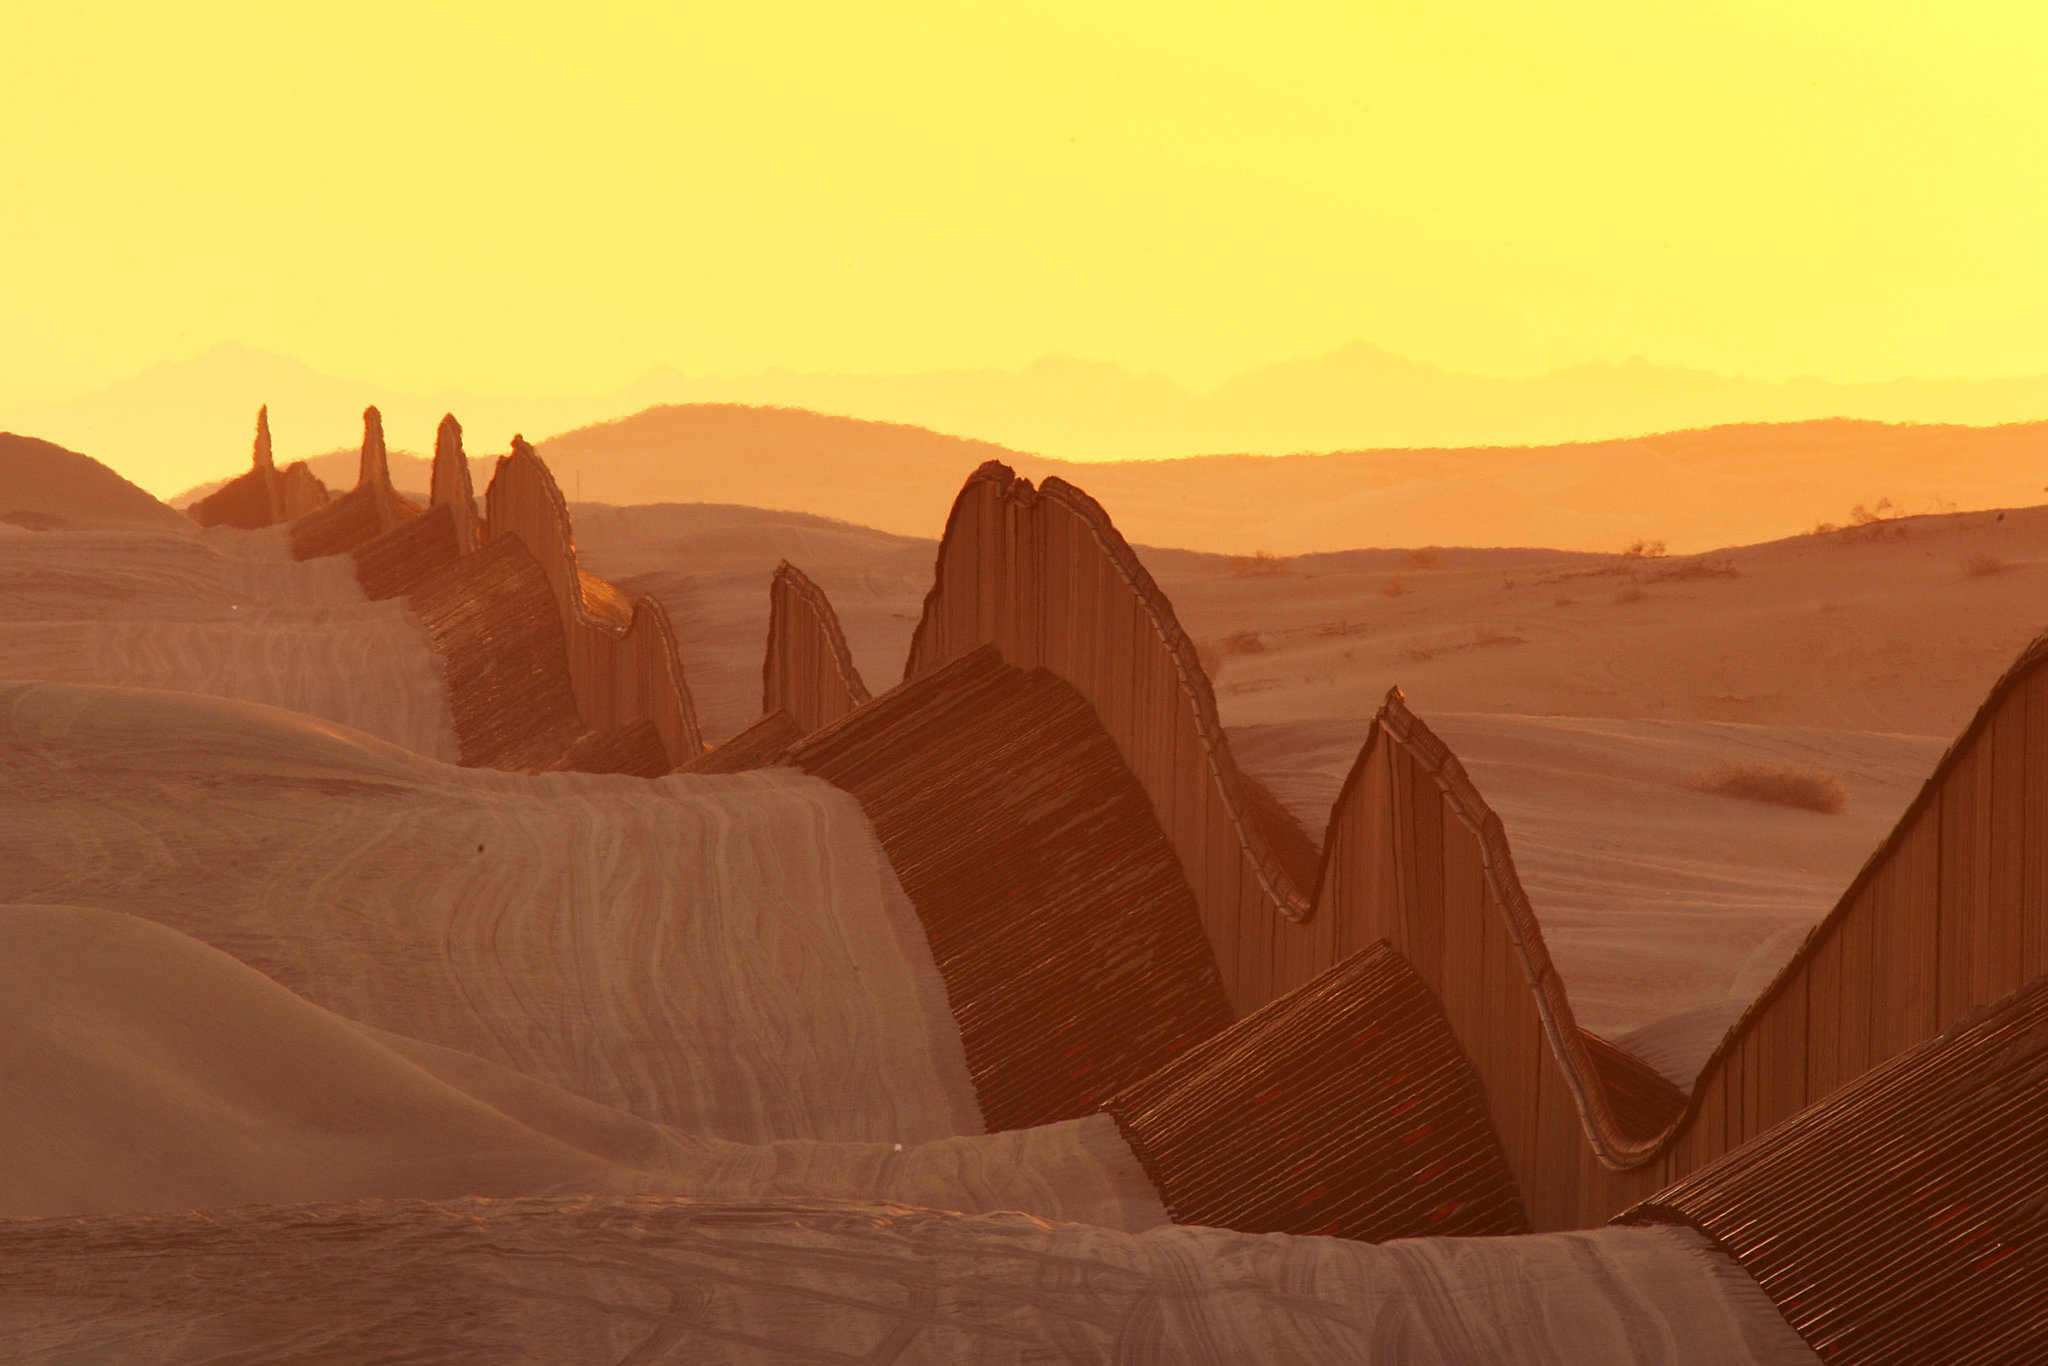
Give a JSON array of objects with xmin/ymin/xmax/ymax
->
[{"xmin": 16, "ymin": 338, "xmax": 2048, "ymax": 503}]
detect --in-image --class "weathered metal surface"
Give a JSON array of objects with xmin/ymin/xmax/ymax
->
[
  {"xmin": 353, "ymin": 502, "xmax": 462, "ymax": 602},
  {"xmin": 290, "ymin": 407, "xmax": 419, "ymax": 559},
  {"xmin": 1623, "ymin": 973, "xmax": 2048, "ymax": 1365},
  {"xmin": 1106, "ymin": 939, "xmax": 1528, "ymax": 1242},
  {"xmin": 762, "ymin": 560, "xmax": 871, "ymax": 737},
  {"xmin": 897, "ymin": 457, "xmax": 2048, "ymax": 1228},
  {"xmin": 406, "ymin": 535, "xmax": 587, "ymax": 772},
  {"xmin": 787, "ymin": 645, "xmax": 1234, "ymax": 1131},
  {"xmin": 485, "ymin": 438, "xmax": 702, "ymax": 766}
]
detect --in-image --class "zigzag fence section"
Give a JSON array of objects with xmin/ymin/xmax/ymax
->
[
  {"xmin": 193, "ymin": 406, "xmax": 704, "ymax": 774},
  {"xmin": 904, "ymin": 462, "xmax": 1324, "ymax": 1012},
  {"xmin": 483, "ymin": 437, "xmax": 703, "ymax": 768},
  {"xmin": 684, "ymin": 557, "xmax": 868, "ymax": 770},
  {"xmin": 764, "ymin": 560, "xmax": 872, "ymax": 735},
  {"xmin": 1622, "ymin": 970, "xmax": 2048, "ymax": 1364},
  {"xmin": 783, "ymin": 645, "xmax": 1235, "ymax": 1131},
  {"xmin": 888, "ymin": 458, "xmax": 2048, "ymax": 1230},
  {"xmin": 193, "ymin": 417, "xmax": 2048, "ymax": 1239},
  {"xmin": 188, "ymin": 406, "xmax": 331, "ymax": 529},
  {"xmin": 683, "ymin": 561, "xmax": 872, "ymax": 773},
  {"xmin": 288, "ymin": 407, "xmax": 423, "ymax": 559},
  {"xmin": 1105, "ymin": 939, "xmax": 1528, "ymax": 1242}
]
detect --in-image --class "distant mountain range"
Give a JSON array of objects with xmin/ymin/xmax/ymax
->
[
  {"xmin": 12, "ymin": 341, "xmax": 2048, "ymax": 503},
  {"xmin": 521, "ymin": 407, "xmax": 2048, "ymax": 557}
]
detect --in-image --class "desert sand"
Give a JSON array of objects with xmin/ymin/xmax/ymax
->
[
  {"xmin": 0, "ymin": 512, "xmax": 1813, "ymax": 1363},
  {"xmin": 19, "ymin": 428, "xmax": 2035, "ymax": 1360},
  {"xmin": 0, "ymin": 434, "xmax": 194, "ymax": 533},
  {"xmin": 0, "ymin": 1197, "xmax": 1812, "ymax": 1364},
  {"xmin": 0, "ymin": 899, "xmax": 1163, "ymax": 1228},
  {"xmin": 0, "ymin": 523, "xmax": 458, "ymax": 759},
  {"xmin": 0, "ymin": 680, "xmax": 977, "ymax": 1146}
]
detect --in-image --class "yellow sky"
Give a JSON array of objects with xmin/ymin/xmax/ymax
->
[{"xmin": 6, "ymin": 2, "xmax": 2047, "ymax": 414}]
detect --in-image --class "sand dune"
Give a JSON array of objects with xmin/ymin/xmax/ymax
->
[
  {"xmin": 0, "ymin": 902, "xmax": 657, "ymax": 1217},
  {"xmin": 0, "ymin": 433, "xmax": 2026, "ymax": 1359},
  {"xmin": 0, "ymin": 1196, "xmax": 1814, "ymax": 1365},
  {"xmin": 1172, "ymin": 502, "xmax": 2048, "ymax": 738},
  {"xmin": 0, "ymin": 524, "xmax": 457, "ymax": 760},
  {"xmin": 0, "ymin": 681, "xmax": 978, "ymax": 1145},
  {"xmin": 0, "ymin": 901, "xmax": 1165, "ymax": 1228},
  {"xmin": 0, "ymin": 433, "xmax": 192, "ymax": 533}
]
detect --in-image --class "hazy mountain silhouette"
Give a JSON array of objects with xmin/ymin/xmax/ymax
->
[{"xmin": 21, "ymin": 341, "xmax": 2048, "ymax": 502}]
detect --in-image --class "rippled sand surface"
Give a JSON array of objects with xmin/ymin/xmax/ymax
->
[
  {"xmin": 0, "ymin": 682, "xmax": 979, "ymax": 1145},
  {"xmin": 0, "ymin": 1197, "xmax": 1814, "ymax": 1365},
  {"xmin": 0, "ymin": 525, "xmax": 458, "ymax": 759},
  {"xmin": 0, "ymin": 515, "xmax": 1817, "ymax": 1361}
]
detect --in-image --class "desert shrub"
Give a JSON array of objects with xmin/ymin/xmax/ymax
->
[
  {"xmin": 1961, "ymin": 554, "xmax": 2007, "ymax": 578},
  {"xmin": 1614, "ymin": 585, "xmax": 1646, "ymax": 603},
  {"xmin": 1404, "ymin": 548, "xmax": 1441, "ymax": 569},
  {"xmin": 1228, "ymin": 551, "xmax": 1290, "ymax": 577},
  {"xmin": 1620, "ymin": 539, "xmax": 1667, "ymax": 559},
  {"xmin": 1821, "ymin": 497, "xmax": 1909, "ymax": 543},
  {"xmin": 1383, "ymin": 573, "xmax": 1409, "ymax": 597},
  {"xmin": 1686, "ymin": 761, "xmax": 1847, "ymax": 814},
  {"xmin": 1222, "ymin": 630, "xmax": 1266, "ymax": 655}
]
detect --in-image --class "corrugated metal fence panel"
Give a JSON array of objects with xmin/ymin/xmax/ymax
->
[
  {"xmin": 277, "ymin": 461, "xmax": 330, "ymax": 519},
  {"xmin": 1106, "ymin": 939, "xmax": 1528, "ymax": 1242},
  {"xmin": 290, "ymin": 408, "xmax": 417, "ymax": 560},
  {"xmin": 189, "ymin": 407, "xmax": 295, "ymax": 530},
  {"xmin": 482, "ymin": 439, "xmax": 703, "ymax": 765},
  {"xmin": 761, "ymin": 561, "xmax": 871, "ymax": 736},
  {"xmin": 352, "ymin": 502, "xmax": 461, "ymax": 602},
  {"xmin": 787, "ymin": 645, "xmax": 1234, "ymax": 1132},
  {"xmin": 900, "ymin": 464, "xmax": 1318, "ymax": 971},
  {"xmin": 893, "ymin": 458, "xmax": 2048, "ymax": 1231},
  {"xmin": 188, "ymin": 465, "xmax": 282, "ymax": 530},
  {"xmin": 1622, "ymin": 972, "xmax": 2048, "ymax": 1365},
  {"xmin": 290, "ymin": 483, "xmax": 402, "ymax": 561},
  {"xmin": 428, "ymin": 414, "xmax": 479, "ymax": 554},
  {"xmin": 404, "ymin": 535, "xmax": 587, "ymax": 771}
]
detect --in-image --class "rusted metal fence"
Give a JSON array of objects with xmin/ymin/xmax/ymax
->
[
  {"xmin": 1106, "ymin": 938, "xmax": 1527, "ymax": 1242},
  {"xmin": 786, "ymin": 645, "xmax": 1234, "ymax": 1130},
  {"xmin": 1623, "ymin": 972, "xmax": 2048, "ymax": 1364},
  {"xmin": 762, "ymin": 560, "xmax": 871, "ymax": 737},
  {"xmin": 893, "ymin": 458, "xmax": 2048, "ymax": 1229}
]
